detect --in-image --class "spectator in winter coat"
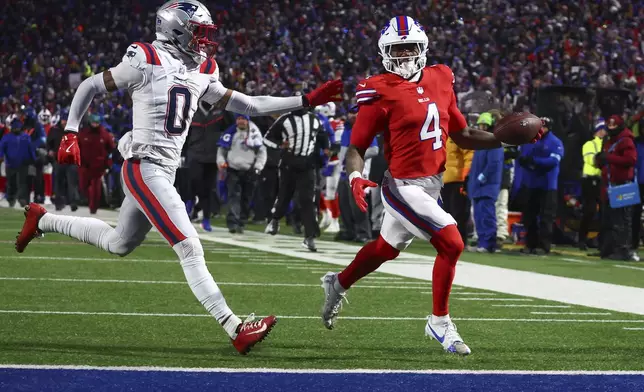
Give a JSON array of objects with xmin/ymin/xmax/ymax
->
[
  {"xmin": 78, "ymin": 114, "xmax": 116, "ymax": 214},
  {"xmin": 47, "ymin": 108, "xmax": 79, "ymax": 211},
  {"xmin": 578, "ymin": 119, "xmax": 607, "ymax": 250},
  {"xmin": 442, "ymin": 135, "xmax": 473, "ymax": 244},
  {"xmin": 0, "ymin": 119, "xmax": 36, "ymax": 207},
  {"xmin": 217, "ymin": 114, "xmax": 267, "ymax": 234},
  {"xmin": 468, "ymin": 112, "xmax": 504, "ymax": 253},
  {"xmin": 517, "ymin": 117, "xmax": 564, "ymax": 255},
  {"xmin": 595, "ymin": 115, "xmax": 638, "ymax": 261}
]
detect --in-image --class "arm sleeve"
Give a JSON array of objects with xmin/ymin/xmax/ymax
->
[
  {"xmin": 364, "ymin": 145, "xmax": 380, "ymax": 160},
  {"xmin": 255, "ymin": 145, "xmax": 267, "ymax": 171},
  {"xmin": 447, "ymin": 89, "xmax": 468, "ymax": 133},
  {"xmin": 533, "ymin": 141, "xmax": 564, "ymax": 169},
  {"xmin": 606, "ymin": 138, "xmax": 637, "ymax": 166},
  {"xmin": 216, "ymin": 147, "xmax": 227, "ymax": 167},
  {"xmin": 350, "ymin": 104, "xmax": 387, "ymax": 150},
  {"xmin": 201, "ymin": 81, "xmax": 304, "ymax": 116},
  {"xmin": 263, "ymin": 116, "xmax": 286, "ymax": 149}
]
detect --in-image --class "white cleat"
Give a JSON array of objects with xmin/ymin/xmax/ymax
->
[
  {"xmin": 319, "ymin": 212, "xmax": 331, "ymax": 230},
  {"xmin": 320, "ymin": 272, "xmax": 347, "ymax": 330},
  {"xmin": 324, "ymin": 219, "xmax": 340, "ymax": 233},
  {"xmin": 425, "ymin": 315, "xmax": 471, "ymax": 355}
]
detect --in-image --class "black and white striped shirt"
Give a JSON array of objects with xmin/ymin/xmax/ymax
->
[{"xmin": 264, "ymin": 110, "xmax": 321, "ymax": 157}]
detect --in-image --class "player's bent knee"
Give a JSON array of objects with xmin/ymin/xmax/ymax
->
[
  {"xmin": 374, "ymin": 235, "xmax": 401, "ymax": 261},
  {"xmin": 173, "ymin": 237, "xmax": 205, "ymax": 261},
  {"xmin": 431, "ymin": 225, "xmax": 464, "ymax": 260}
]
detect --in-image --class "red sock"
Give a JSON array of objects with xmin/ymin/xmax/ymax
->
[
  {"xmin": 0, "ymin": 176, "xmax": 5, "ymax": 193},
  {"xmin": 44, "ymin": 173, "xmax": 53, "ymax": 197},
  {"xmin": 326, "ymin": 198, "xmax": 340, "ymax": 218},
  {"xmin": 338, "ymin": 235, "xmax": 400, "ymax": 289},
  {"xmin": 320, "ymin": 194, "xmax": 327, "ymax": 212},
  {"xmin": 430, "ymin": 225, "xmax": 464, "ymax": 316}
]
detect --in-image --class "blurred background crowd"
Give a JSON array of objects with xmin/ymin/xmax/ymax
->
[{"xmin": 0, "ymin": 0, "xmax": 643, "ymax": 258}]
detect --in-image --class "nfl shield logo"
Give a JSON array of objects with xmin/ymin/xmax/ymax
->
[{"xmin": 417, "ymin": 87, "xmax": 424, "ymax": 95}]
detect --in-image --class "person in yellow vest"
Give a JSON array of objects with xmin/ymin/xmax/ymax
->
[
  {"xmin": 442, "ymin": 121, "xmax": 474, "ymax": 243},
  {"xmin": 578, "ymin": 118, "xmax": 607, "ymax": 250}
]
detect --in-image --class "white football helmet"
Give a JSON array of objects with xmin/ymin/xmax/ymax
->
[
  {"xmin": 38, "ymin": 109, "xmax": 51, "ymax": 125},
  {"xmin": 315, "ymin": 102, "xmax": 336, "ymax": 118},
  {"xmin": 378, "ymin": 16, "xmax": 428, "ymax": 79},
  {"xmin": 156, "ymin": 0, "xmax": 218, "ymax": 61}
]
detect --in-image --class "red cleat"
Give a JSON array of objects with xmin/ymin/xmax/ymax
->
[
  {"xmin": 15, "ymin": 203, "xmax": 47, "ymax": 253},
  {"xmin": 232, "ymin": 314, "xmax": 277, "ymax": 355}
]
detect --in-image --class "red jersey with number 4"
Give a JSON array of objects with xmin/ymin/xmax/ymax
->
[{"xmin": 351, "ymin": 64, "xmax": 467, "ymax": 179}]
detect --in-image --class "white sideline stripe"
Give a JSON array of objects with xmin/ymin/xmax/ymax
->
[
  {"xmin": 1, "ymin": 309, "xmax": 643, "ymax": 324},
  {"xmin": 561, "ymin": 258, "xmax": 595, "ymax": 264},
  {"xmin": 6, "ymin": 207, "xmax": 644, "ymax": 315},
  {"xmin": 614, "ymin": 265, "xmax": 644, "ymax": 272},
  {"xmin": 0, "ymin": 364, "xmax": 643, "ymax": 375},
  {"xmin": 492, "ymin": 305, "xmax": 572, "ymax": 308},
  {"xmin": 623, "ymin": 327, "xmax": 644, "ymax": 331},
  {"xmin": 0, "ymin": 277, "xmax": 434, "ymax": 290},
  {"xmin": 453, "ymin": 298, "xmax": 533, "ymax": 301},
  {"xmin": 421, "ymin": 292, "xmax": 495, "ymax": 296},
  {"xmin": 530, "ymin": 312, "xmax": 612, "ymax": 316}
]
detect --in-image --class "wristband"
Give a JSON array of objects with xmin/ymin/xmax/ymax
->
[{"xmin": 349, "ymin": 171, "xmax": 362, "ymax": 183}]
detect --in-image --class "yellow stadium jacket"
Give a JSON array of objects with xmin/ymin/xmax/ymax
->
[
  {"xmin": 582, "ymin": 136, "xmax": 602, "ymax": 177},
  {"xmin": 444, "ymin": 138, "xmax": 474, "ymax": 183}
]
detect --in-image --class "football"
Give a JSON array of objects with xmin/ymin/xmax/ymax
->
[{"xmin": 493, "ymin": 112, "xmax": 543, "ymax": 145}]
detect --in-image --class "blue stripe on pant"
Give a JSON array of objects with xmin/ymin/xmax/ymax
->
[{"xmin": 473, "ymin": 197, "xmax": 497, "ymax": 251}]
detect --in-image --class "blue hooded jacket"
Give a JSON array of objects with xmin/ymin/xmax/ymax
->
[
  {"xmin": 468, "ymin": 146, "xmax": 504, "ymax": 199},
  {"xmin": 517, "ymin": 131, "xmax": 564, "ymax": 190},
  {"xmin": 0, "ymin": 123, "xmax": 37, "ymax": 168}
]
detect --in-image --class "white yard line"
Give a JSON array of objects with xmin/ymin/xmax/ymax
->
[
  {"xmin": 492, "ymin": 305, "xmax": 572, "ymax": 308},
  {"xmin": 0, "ymin": 364, "xmax": 643, "ymax": 375},
  {"xmin": 0, "ymin": 309, "xmax": 642, "ymax": 324},
  {"xmin": 614, "ymin": 265, "xmax": 644, "ymax": 272},
  {"xmin": 561, "ymin": 258, "xmax": 596, "ymax": 264},
  {"xmin": 0, "ymin": 276, "xmax": 436, "ymax": 290},
  {"xmin": 530, "ymin": 312, "xmax": 612, "ymax": 316},
  {"xmin": 623, "ymin": 327, "xmax": 644, "ymax": 331},
  {"xmin": 5, "ymin": 207, "xmax": 644, "ymax": 315}
]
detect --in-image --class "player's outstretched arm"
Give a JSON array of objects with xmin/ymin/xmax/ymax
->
[
  {"xmin": 450, "ymin": 126, "xmax": 503, "ymax": 150},
  {"xmin": 202, "ymin": 80, "xmax": 343, "ymax": 116}
]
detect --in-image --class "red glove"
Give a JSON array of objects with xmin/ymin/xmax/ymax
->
[
  {"xmin": 305, "ymin": 80, "xmax": 344, "ymax": 107},
  {"xmin": 530, "ymin": 128, "xmax": 545, "ymax": 144},
  {"xmin": 58, "ymin": 132, "xmax": 81, "ymax": 166},
  {"xmin": 350, "ymin": 172, "xmax": 377, "ymax": 213}
]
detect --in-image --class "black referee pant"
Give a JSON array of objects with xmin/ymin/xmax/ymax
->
[{"xmin": 271, "ymin": 163, "xmax": 318, "ymax": 238}]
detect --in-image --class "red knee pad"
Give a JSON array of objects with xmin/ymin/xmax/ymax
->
[{"xmin": 430, "ymin": 225, "xmax": 464, "ymax": 262}]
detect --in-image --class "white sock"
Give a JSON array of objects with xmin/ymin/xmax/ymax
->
[
  {"xmin": 174, "ymin": 238, "xmax": 242, "ymax": 339},
  {"xmin": 431, "ymin": 314, "xmax": 451, "ymax": 324},
  {"xmin": 333, "ymin": 277, "xmax": 346, "ymax": 293},
  {"xmin": 38, "ymin": 213, "xmax": 114, "ymax": 252}
]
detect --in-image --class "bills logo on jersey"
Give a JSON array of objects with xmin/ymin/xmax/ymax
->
[
  {"xmin": 166, "ymin": 2, "xmax": 198, "ymax": 18},
  {"xmin": 417, "ymin": 87, "xmax": 424, "ymax": 95}
]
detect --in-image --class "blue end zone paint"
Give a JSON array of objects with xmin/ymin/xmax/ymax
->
[{"xmin": 1, "ymin": 369, "xmax": 643, "ymax": 392}]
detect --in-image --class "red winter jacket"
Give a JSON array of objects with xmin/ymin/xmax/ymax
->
[
  {"xmin": 78, "ymin": 126, "xmax": 115, "ymax": 171},
  {"xmin": 600, "ymin": 128, "xmax": 637, "ymax": 200}
]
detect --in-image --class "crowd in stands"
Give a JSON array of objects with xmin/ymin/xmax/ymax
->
[{"xmin": 0, "ymin": 0, "xmax": 643, "ymax": 258}]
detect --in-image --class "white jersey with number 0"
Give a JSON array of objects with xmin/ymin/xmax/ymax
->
[{"xmin": 111, "ymin": 41, "xmax": 220, "ymax": 169}]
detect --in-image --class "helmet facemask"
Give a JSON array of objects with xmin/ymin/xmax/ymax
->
[
  {"xmin": 380, "ymin": 42, "xmax": 427, "ymax": 80},
  {"xmin": 188, "ymin": 21, "xmax": 218, "ymax": 59}
]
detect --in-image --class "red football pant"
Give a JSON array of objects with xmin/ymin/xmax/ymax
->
[
  {"xmin": 44, "ymin": 173, "xmax": 52, "ymax": 197},
  {"xmin": 337, "ymin": 225, "xmax": 463, "ymax": 317},
  {"xmin": 79, "ymin": 168, "xmax": 103, "ymax": 213},
  {"xmin": 325, "ymin": 198, "xmax": 340, "ymax": 218}
]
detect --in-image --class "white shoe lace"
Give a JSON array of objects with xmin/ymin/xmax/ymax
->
[
  {"xmin": 329, "ymin": 287, "xmax": 348, "ymax": 317},
  {"xmin": 239, "ymin": 313, "xmax": 264, "ymax": 333},
  {"xmin": 443, "ymin": 321, "xmax": 463, "ymax": 344}
]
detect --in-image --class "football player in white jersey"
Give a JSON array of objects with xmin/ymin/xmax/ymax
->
[{"xmin": 15, "ymin": 0, "xmax": 343, "ymax": 355}]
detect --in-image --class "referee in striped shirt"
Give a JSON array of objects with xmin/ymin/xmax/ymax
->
[{"xmin": 263, "ymin": 108, "xmax": 329, "ymax": 251}]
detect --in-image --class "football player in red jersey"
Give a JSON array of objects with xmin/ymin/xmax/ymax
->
[{"xmin": 320, "ymin": 16, "xmax": 542, "ymax": 355}]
